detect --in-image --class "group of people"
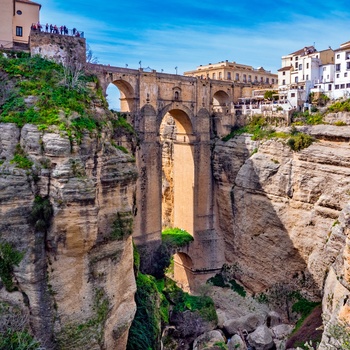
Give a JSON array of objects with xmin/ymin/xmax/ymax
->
[{"xmin": 31, "ymin": 22, "xmax": 81, "ymax": 37}]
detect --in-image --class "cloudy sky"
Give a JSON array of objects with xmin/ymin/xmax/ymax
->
[{"xmin": 40, "ymin": 0, "xmax": 350, "ymax": 75}]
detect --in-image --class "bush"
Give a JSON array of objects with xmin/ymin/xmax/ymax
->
[
  {"xmin": 0, "ymin": 242, "xmax": 24, "ymax": 291},
  {"xmin": 0, "ymin": 329, "xmax": 41, "ymax": 350},
  {"xmin": 287, "ymin": 133, "xmax": 314, "ymax": 151},
  {"xmin": 29, "ymin": 195, "xmax": 53, "ymax": 232},
  {"xmin": 127, "ymin": 273, "xmax": 161, "ymax": 350}
]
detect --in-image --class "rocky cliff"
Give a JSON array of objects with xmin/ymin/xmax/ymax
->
[
  {"xmin": 212, "ymin": 126, "xmax": 350, "ymax": 333},
  {"xmin": 0, "ymin": 123, "xmax": 138, "ymax": 349}
]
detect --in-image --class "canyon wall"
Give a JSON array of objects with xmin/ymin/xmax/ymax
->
[
  {"xmin": 0, "ymin": 122, "xmax": 137, "ymax": 349},
  {"xmin": 212, "ymin": 126, "xmax": 350, "ymax": 304}
]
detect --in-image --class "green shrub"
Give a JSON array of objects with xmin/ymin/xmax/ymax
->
[
  {"xmin": 111, "ymin": 211, "xmax": 133, "ymax": 240},
  {"xmin": 29, "ymin": 195, "xmax": 53, "ymax": 232},
  {"xmin": 334, "ymin": 120, "xmax": 347, "ymax": 126},
  {"xmin": 127, "ymin": 273, "xmax": 161, "ymax": 350},
  {"xmin": 287, "ymin": 133, "xmax": 314, "ymax": 151},
  {"xmin": 229, "ymin": 279, "xmax": 247, "ymax": 297},
  {"xmin": 328, "ymin": 98, "xmax": 350, "ymax": 113},
  {"xmin": 0, "ymin": 242, "xmax": 24, "ymax": 291}
]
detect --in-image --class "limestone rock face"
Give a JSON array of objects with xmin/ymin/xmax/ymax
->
[
  {"xmin": 213, "ymin": 130, "xmax": 350, "ymax": 298},
  {"xmin": 0, "ymin": 123, "xmax": 138, "ymax": 349}
]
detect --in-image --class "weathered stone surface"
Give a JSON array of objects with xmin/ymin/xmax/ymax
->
[
  {"xmin": 247, "ymin": 325, "xmax": 274, "ymax": 350},
  {"xmin": 224, "ymin": 313, "xmax": 266, "ymax": 335},
  {"xmin": 193, "ymin": 330, "xmax": 226, "ymax": 350},
  {"xmin": 270, "ymin": 324, "xmax": 293, "ymax": 339},
  {"xmin": 213, "ymin": 131, "xmax": 350, "ymax": 298},
  {"xmin": 0, "ymin": 123, "xmax": 137, "ymax": 349},
  {"xmin": 228, "ymin": 334, "xmax": 246, "ymax": 350}
]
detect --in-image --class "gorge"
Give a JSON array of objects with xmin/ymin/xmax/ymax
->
[{"xmin": 1, "ymin": 50, "xmax": 350, "ymax": 350}]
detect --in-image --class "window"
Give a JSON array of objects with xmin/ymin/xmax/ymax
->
[
  {"xmin": 306, "ymin": 74, "xmax": 309, "ymax": 80},
  {"xmin": 295, "ymin": 77, "xmax": 298, "ymax": 83},
  {"xmin": 16, "ymin": 26, "xmax": 23, "ymax": 37},
  {"xmin": 16, "ymin": 10, "xmax": 22, "ymax": 15},
  {"xmin": 272, "ymin": 78, "xmax": 274, "ymax": 84},
  {"xmin": 295, "ymin": 56, "xmax": 298, "ymax": 61},
  {"xmin": 248, "ymin": 75, "xmax": 251, "ymax": 82},
  {"xmin": 335, "ymin": 85, "xmax": 339, "ymax": 89},
  {"xmin": 295, "ymin": 63, "xmax": 298, "ymax": 69},
  {"xmin": 341, "ymin": 84, "xmax": 345, "ymax": 89},
  {"xmin": 174, "ymin": 91, "xmax": 179, "ymax": 100},
  {"xmin": 266, "ymin": 78, "xmax": 269, "ymax": 83},
  {"xmin": 336, "ymin": 74, "xmax": 340, "ymax": 78},
  {"xmin": 299, "ymin": 64, "xmax": 302, "ymax": 70},
  {"xmin": 347, "ymin": 52, "xmax": 350, "ymax": 60},
  {"xmin": 337, "ymin": 54, "xmax": 340, "ymax": 59},
  {"xmin": 347, "ymin": 83, "xmax": 350, "ymax": 88},
  {"xmin": 283, "ymin": 71, "xmax": 286, "ymax": 75},
  {"xmin": 291, "ymin": 93, "xmax": 296, "ymax": 97},
  {"xmin": 235, "ymin": 73, "xmax": 239, "ymax": 81},
  {"xmin": 306, "ymin": 63, "xmax": 309, "ymax": 69},
  {"xmin": 255, "ymin": 76, "xmax": 258, "ymax": 82},
  {"xmin": 327, "ymin": 75, "xmax": 329, "ymax": 79},
  {"xmin": 227, "ymin": 72, "xmax": 231, "ymax": 80},
  {"xmin": 328, "ymin": 84, "xmax": 332, "ymax": 91},
  {"xmin": 243, "ymin": 74, "xmax": 247, "ymax": 82},
  {"xmin": 260, "ymin": 77, "xmax": 263, "ymax": 82},
  {"xmin": 212, "ymin": 73, "xmax": 216, "ymax": 79},
  {"xmin": 347, "ymin": 62, "xmax": 350, "ymax": 70},
  {"xmin": 323, "ymin": 67, "xmax": 326, "ymax": 71},
  {"xmin": 345, "ymin": 73, "xmax": 348, "ymax": 77},
  {"xmin": 218, "ymin": 72, "xmax": 222, "ymax": 79},
  {"xmin": 282, "ymin": 79, "xmax": 286, "ymax": 85},
  {"xmin": 336, "ymin": 63, "xmax": 341, "ymax": 71}
]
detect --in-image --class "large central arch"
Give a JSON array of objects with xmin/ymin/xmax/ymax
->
[{"xmin": 160, "ymin": 108, "xmax": 195, "ymax": 235}]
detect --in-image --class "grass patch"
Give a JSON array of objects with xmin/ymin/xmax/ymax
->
[{"xmin": 161, "ymin": 227, "xmax": 194, "ymax": 247}]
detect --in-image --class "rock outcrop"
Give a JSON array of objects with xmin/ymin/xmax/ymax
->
[
  {"xmin": 0, "ymin": 122, "xmax": 138, "ymax": 349},
  {"xmin": 213, "ymin": 128, "xmax": 350, "ymax": 301}
]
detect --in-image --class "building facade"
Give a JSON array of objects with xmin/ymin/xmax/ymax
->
[
  {"xmin": 184, "ymin": 60, "xmax": 278, "ymax": 85},
  {"xmin": 0, "ymin": 0, "xmax": 41, "ymax": 49}
]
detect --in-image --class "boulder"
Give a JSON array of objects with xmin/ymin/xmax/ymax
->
[
  {"xmin": 247, "ymin": 325, "xmax": 274, "ymax": 350},
  {"xmin": 267, "ymin": 311, "xmax": 282, "ymax": 327},
  {"xmin": 193, "ymin": 330, "xmax": 226, "ymax": 350},
  {"xmin": 271, "ymin": 324, "xmax": 294, "ymax": 340},
  {"xmin": 228, "ymin": 334, "xmax": 246, "ymax": 350},
  {"xmin": 224, "ymin": 313, "xmax": 266, "ymax": 335}
]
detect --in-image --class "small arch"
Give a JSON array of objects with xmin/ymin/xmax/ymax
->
[
  {"xmin": 212, "ymin": 90, "xmax": 230, "ymax": 112},
  {"xmin": 173, "ymin": 252, "xmax": 194, "ymax": 292},
  {"xmin": 109, "ymin": 79, "xmax": 135, "ymax": 113}
]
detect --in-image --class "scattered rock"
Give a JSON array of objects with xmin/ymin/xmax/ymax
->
[
  {"xmin": 247, "ymin": 325, "xmax": 274, "ymax": 350},
  {"xmin": 228, "ymin": 334, "xmax": 246, "ymax": 350},
  {"xmin": 267, "ymin": 311, "xmax": 282, "ymax": 327},
  {"xmin": 271, "ymin": 324, "xmax": 293, "ymax": 339},
  {"xmin": 193, "ymin": 330, "xmax": 226, "ymax": 350},
  {"xmin": 224, "ymin": 313, "xmax": 266, "ymax": 335}
]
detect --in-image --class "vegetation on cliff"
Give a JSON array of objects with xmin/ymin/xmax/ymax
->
[
  {"xmin": 0, "ymin": 51, "xmax": 108, "ymax": 142},
  {"xmin": 0, "ymin": 242, "xmax": 24, "ymax": 292},
  {"xmin": 222, "ymin": 116, "xmax": 315, "ymax": 151}
]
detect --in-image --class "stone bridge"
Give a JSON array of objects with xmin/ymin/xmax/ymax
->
[{"xmin": 91, "ymin": 64, "xmax": 248, "ymax": 289}]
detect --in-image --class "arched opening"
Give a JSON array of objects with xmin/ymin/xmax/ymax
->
[
  {"xmin": 160, "ymin": 109, "xmax": 195, "ymax": 235},
  {"xmin": 173, "ymin": 252, "xmax": 193, "ymax": 292},
  {"xmin": 212, "ymin": 90, "xmax": 230, "ymax": 113},
  {"xmin": 106, "ymin": 84, "xmax": 120, "ymax": 111},
  {"xmin": 107, "ymin": 80, "xmax": 135, "ymax": 113}
]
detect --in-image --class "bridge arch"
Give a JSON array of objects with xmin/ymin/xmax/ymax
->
[
  {"xmin": 173, "ymin": 252, "xmax": 193, "ymax": 292},
  {"xmin": 160, "ymin": 105, "xmax": 195, "ymax": 235},
  {"xmin": 109, "ymin": 79, "xmax": 135, "ymax": 113},
  {"xmin": 212, "ymin": 90, "xmax": 230, "ymax": 113}
]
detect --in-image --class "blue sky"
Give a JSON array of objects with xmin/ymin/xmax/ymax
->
[{"xmin": 39, "ymin": 0, "xmax": 350, "ymax": 75}]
